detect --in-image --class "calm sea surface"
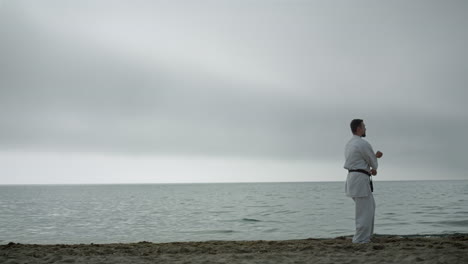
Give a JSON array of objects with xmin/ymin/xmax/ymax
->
[{"xmin": 1, "ymin": 181, "xmax": 467, "ymax": 244}]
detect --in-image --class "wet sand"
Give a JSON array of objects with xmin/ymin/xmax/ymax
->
[{"xmin": 1, "ymin": 234, "xmax": 467, "ymax": 264}]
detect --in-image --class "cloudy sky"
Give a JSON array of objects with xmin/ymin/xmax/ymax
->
[{"xmin": 1, "ymin": 0, "xmax": 467, "ymax": 184}]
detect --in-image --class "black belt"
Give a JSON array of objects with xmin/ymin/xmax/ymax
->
[
  {"xmin": 348, "ymin": 169, "xmax": 371, "ymax": 176},
  {"xmin": 348, "ymin": 169, "xmax": 373, "ymax": 192}
]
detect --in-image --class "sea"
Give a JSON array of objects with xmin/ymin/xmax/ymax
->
[{"xmin": 1, "ymin": 180, "xmax": 467, "ymax": 244}]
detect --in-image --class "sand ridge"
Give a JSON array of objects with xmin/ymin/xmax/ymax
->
[{"xmin": 1, "ymin": 234, "xmax": 467, "ymax": 264}]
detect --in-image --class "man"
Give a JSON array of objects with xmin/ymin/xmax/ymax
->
[{"xmin": 344, "ymin": 119, "xmax": 383, "ymax": 243}]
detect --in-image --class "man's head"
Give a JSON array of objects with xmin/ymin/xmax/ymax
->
[{"xmin": 350, "ymin": 119, "xmax": 366, "ymax": 137}]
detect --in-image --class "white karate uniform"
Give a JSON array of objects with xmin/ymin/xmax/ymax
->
[{"xmin": 344, "ymin": 135, "xmax": 378, "ymax": 243}]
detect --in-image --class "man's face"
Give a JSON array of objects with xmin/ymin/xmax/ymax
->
[{"xmin": 358, "ymin": 122, "xmax": 367, "ymax": 137}]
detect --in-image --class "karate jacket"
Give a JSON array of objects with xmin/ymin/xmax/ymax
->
[{"xmin": 344, "ymin": 135, "xmax": 378, "ymax": 197}]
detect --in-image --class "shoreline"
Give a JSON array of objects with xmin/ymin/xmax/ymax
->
[
  {"xmin": 2, "ymin": 234, "xmax": 467, "ymax": 264},
  {"xmin": 2, "ymin": 233, "xmax": 467, "ymax": 246}
]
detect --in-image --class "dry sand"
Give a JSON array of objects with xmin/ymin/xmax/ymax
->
[{"xmin": 1, "ymin": 234, "xmax": 467, "ymax": 264}]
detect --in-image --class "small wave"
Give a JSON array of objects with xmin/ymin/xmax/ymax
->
[
  {"xmin": 425, "ymin": 212, "xmax": 448, "ymax": 215},
  {"xmin": 263, "ymin": 220, "xmax": 287, "ymax": 223},
  {"xmin": 438, "ymin": 220, "xmax": 468, "ymax": 227},
  {"xmin": 242, "ymin": 218, "xmax": 261, "ymax": 222},
  {"xmin": 178, "ymin": 230, "xmax": 236, "ymax": 234},
  {"xmin": 275, "ymin": 210, "xmax": 299, "ymax": 214},
  {"xmin": 384, "ymin": 212, "xmax": 396, "ymax": 215},
  {"xmin": 210, "ymin": 230, "xmax": 236, "ymax": 234},
  {"xmin": 375, "ymin": 232, "xmax": 468, "ymax": 238},
  {"xmin": 383, "ymin": 222, "xmax": 410, "ymax": 226},
  {"xmin": 208, "ymin": 210, "xmax": 233, "ymax": 214},
  {"xmin": 420, "ymin": 205, "xmax": 442, "ymax": 209}
]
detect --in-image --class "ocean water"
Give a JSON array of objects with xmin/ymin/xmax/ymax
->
[{"xmin": 0, "ymin": 180, "xmax": 467, "ymax": 244}]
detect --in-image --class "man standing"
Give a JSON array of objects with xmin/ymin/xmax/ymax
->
[{"xmin": 344, "ymin": 119, "xmax": 383, "ymax": 243}]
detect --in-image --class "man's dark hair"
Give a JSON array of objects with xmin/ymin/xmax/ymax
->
[{"xmin": 350, "ymin": 119, "xmax": 363, "ymax": 134}]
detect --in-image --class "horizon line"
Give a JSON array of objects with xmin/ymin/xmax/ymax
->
[{"xmin": 0, "ymin": 179, "xmax": 466, "ymax": 186}]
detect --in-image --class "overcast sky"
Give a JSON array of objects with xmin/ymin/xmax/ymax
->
[{"xmin": 1, "ymin": 0, "xmax": 467, "ymax": 184}]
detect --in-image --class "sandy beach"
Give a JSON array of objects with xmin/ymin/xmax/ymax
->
[{"xmin": 1, "ymin": 234, "xmax": 467, "ymax": 264}]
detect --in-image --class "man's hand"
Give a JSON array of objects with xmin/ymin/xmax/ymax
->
[
  {"xmin": 375, "ymin": 151, "xmax": 383, "ymax": 158},
  {"xmin": 370, "ymin": 169, "xmax": 377, "ymax": 176}
]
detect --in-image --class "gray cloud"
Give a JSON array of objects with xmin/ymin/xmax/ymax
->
[{"xmin": 1, "ymin": 0, "xmax": 467, "ymax": 180}]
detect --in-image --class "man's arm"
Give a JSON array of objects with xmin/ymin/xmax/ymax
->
[{"xmin": 360, "ymin": 140, "xmax": 378, "ymax": 172}]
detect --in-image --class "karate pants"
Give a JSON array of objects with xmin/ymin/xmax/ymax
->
[{"xmin": 351, "ymin": 193, "xmax": 375, "ymax": 243}]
